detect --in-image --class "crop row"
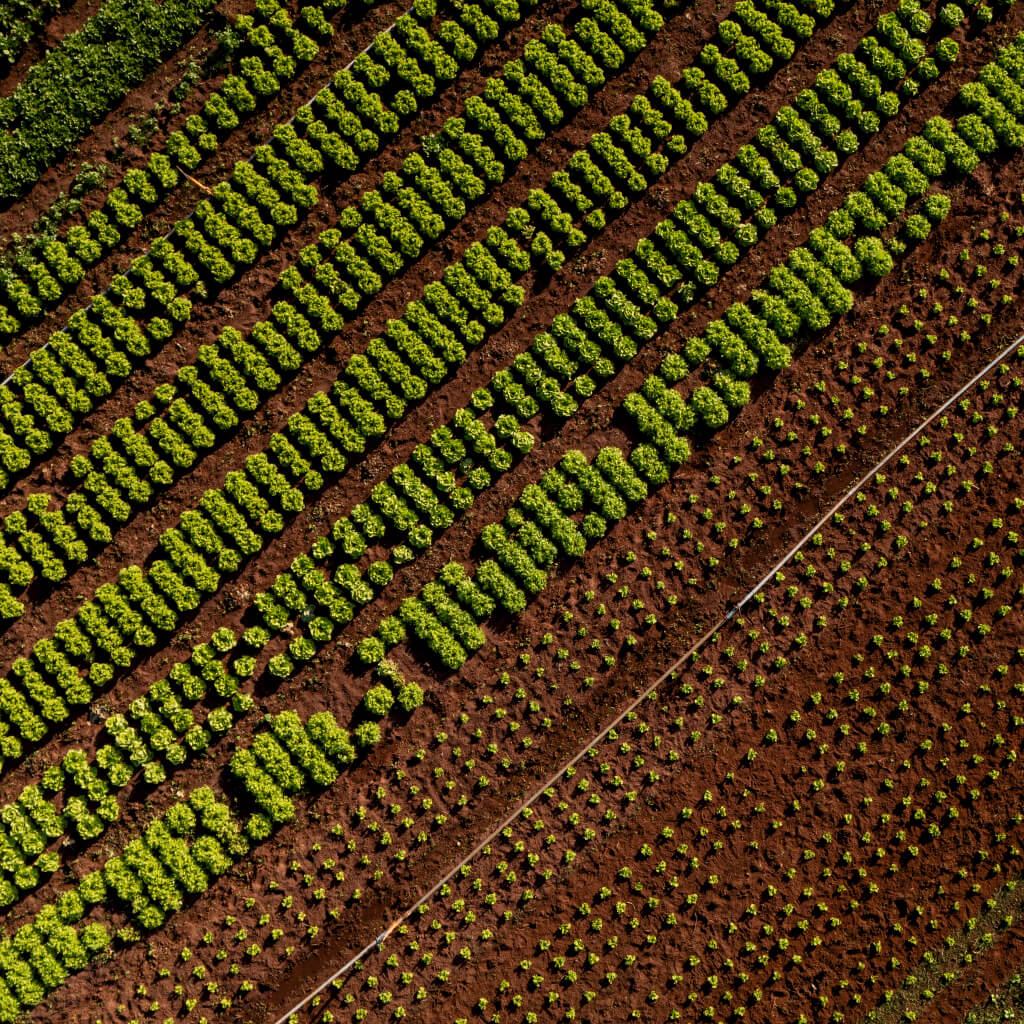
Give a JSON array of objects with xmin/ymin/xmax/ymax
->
[
  {"xmin": 0, "ymin": 0, "xmax": 219, "ymax": 203},
  {"xmin": 0, "ymin": 0, "xmax": 354, "ymax": 343},
  {"xmin": 368, "ymin": 203, "xmax": 1024, "ymax": 1023},
  {"xmin": 350, "ymin": 19, "xmax": 1016, "ymax": 674},
  {"xmin": 0, "ymin": 0, "xmax": 936, "ymax": 641},
  {"xmin": 0, "ymin": 0, "xmax": 380, "ymax": 345},
  {"xmin": 121, "ymin": 0, "xmax": 969, "ymax": 674},
  {"xmin": 0, "ymin": 0, "xmax": 963, "ymax": 878},
  {"xmin": 0, "ymin": 0, "xmax": 634, "ymax": 513},
  {"xmin": 262, "ymin": 0, "xmax": 968, "ymax": 667},
  {"xmin": 256, "ymin": 237, "xmax": 1024, "ymax": 1015},
  {"xmin": 0, "ymin": 0, "xmax": 962, "ymax": 856},
  {"xmin": 161, "ymin": 114, "xmax": 1015, "ymax": 1024},
  {"xmin": 0, "ymin": 599, "xmax": 425, "ymax": 909},
  {"xmin": 0, "ymin": 0, "xmax": 681, "ymax": 605}
]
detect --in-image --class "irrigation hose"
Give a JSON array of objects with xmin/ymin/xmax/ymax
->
[{"xmin": 269, "ymin": 327, "xmax": 1024, "ymax": 1024}]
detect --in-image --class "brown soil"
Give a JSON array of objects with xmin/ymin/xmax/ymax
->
[{"xmin": 10, "ymin": 5, "xmax": 1024, "ymax": 1024}]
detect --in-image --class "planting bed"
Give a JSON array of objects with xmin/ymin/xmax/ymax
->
[{"xmin": 2, "ymin": 0, "xmax": 1024, "ymax": 1022}]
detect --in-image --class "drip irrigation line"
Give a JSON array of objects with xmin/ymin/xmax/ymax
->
[{"xmin": 269, "ymin": 325, "xmax": 1024, "ymax": 1024}]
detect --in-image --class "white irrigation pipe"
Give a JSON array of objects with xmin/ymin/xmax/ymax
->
[
  {"xmin": 269, "ymin": 325, "xmax": 1024, "ymax": 1024},
  {"xmin": 0, "ymin": 0, "xmax": 415, "ymax": 392}
]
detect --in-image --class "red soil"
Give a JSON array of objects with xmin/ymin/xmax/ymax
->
[{"xmin": 9, "ymin": 5, "xmax": 1024, "ymax": 1024}]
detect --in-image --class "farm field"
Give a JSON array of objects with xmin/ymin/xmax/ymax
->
[{"xmin": 1, "ymin": 0, "xmax": 1024, "ymax": 1021}]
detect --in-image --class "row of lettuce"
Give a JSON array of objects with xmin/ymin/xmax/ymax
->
[
  {"xmin": 0, "ymin": 0, "xmax": 674, "ymax": 618},
  {"xmin": 0, "ymin": 0, "xmax": 351, "ymax": 339},
  {"xmin": 0, "ymin": 705, "xmax": 358, "ymax": 1020},
  {"xmin": 0, "ymin": 0, "xmax": 954, "ymax": 910}
]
